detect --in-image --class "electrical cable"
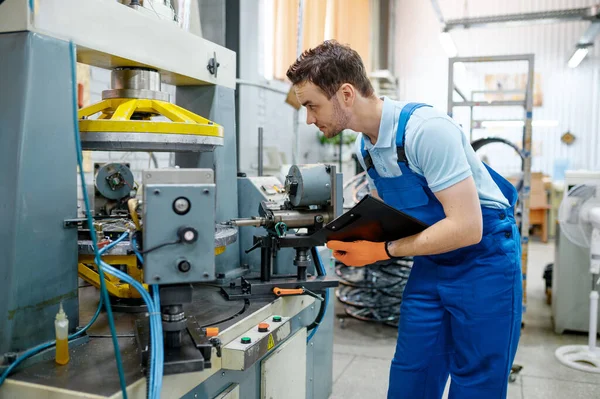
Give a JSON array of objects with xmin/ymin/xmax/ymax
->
[
  {"xmin": 307, "ymin": 250, "xmax": 328, "ymax": 342},
  {"xmin": 198, "ymin": 299, "xmax": 250, "ymax": 329},
  {"xmin": 137, "ymin": 239, "xmax": 181, "ymax": 254}
]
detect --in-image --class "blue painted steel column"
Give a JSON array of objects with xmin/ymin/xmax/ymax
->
[{"xmin": 0, "ymin": 32, "xmax": 79, "ymax": 355}]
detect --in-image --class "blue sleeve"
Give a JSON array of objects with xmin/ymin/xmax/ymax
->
[
  {"xmin": 354, "ymin": 134, "xmax": 376, "ymax": 191},
  {"xmin": 410, "ymin": 117, "xmax": 472, "ymax": 192}
]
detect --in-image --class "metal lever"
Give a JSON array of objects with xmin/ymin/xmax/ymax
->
[
  {"xmin": 245, "ymin": 241, "xmax": 261, "ymax": 254},
  {"xmin": 272, "ymin": 287, "xmax": 324, "ymax": 301}
]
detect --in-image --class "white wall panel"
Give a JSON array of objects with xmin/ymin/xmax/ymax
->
[{"xmin": 395, "ymin": 0, "xmax": 600, "ymax": 178}]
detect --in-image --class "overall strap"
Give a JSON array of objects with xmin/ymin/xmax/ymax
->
[
  {"xmin": 395, "ymin": 102, "xmax": 431, "ymax": 165},
  {"xmin": 360, "ymin": 138, "xmax": 379, "ymax": 180},
  {"xmin": 360, "ymin": 102, "xmax": 432, "ymax": 173}
]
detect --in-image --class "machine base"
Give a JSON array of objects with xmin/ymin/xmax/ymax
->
[
  {"xmin": 0, "ymin": 335, "xmax": 89, "ymax": 375},
  {"xmin": 134, "ymin": 319, "xmax": 212, "ymax": 375},
  {"xmin": 221, "ymin": 275, "xmax": 339, "ymax": 300}
]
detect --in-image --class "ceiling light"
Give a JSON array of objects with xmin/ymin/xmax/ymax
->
[
  {"xmin": 439, "ymin": 31, "xmax": 458, "ymax": 58},
  {"xmin": 568, "ymin": 46, "xmax": 590, "ymax": 68}
]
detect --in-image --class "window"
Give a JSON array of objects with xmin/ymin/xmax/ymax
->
[{"xmin": 262, "ymin": 0, "xmax": 372, "ymax": 81}]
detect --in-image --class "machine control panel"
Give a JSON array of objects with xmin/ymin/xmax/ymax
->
[
  {"xmin": 142, "ymin": 169, "xmax": 216, "ymax": 285},
  {"xmin": 222, "ymin": 315, "xmax": 291, "ymax": 371}
]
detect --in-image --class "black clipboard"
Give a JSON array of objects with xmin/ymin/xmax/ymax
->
[{"xmin": 314, "ymin": 195, "xmax": 429, "ymax": 242}]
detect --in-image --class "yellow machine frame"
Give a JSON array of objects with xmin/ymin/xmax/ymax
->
[
  {"xmin": 78, "ymin": 254, "xmax": 147, "ymax": 299},
  {"xmin": 78, "ymin": 98, "xmax": 224, "ymax": 136}
]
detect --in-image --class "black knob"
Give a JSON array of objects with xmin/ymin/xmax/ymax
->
[
  {"xmin": 173, "ymin": 197, "xmax": 191, "ymax": 215},
  {"xmin": 178, "ymin": 260, "xmax": 191, "ymax": 273}
]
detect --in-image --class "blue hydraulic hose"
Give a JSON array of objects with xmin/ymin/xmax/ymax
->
[
  {"xmin": 131, "ymin": 235, "xmax": 163, "ymax": 397},
  {"xmin": 68, "ymin": 41, "xmax": 128, "ymax": 398},
  {"xmin": 307, "ymin": 249, "xmax": 328, "ymax": 342}
]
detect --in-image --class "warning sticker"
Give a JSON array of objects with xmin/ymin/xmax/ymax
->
[{"xmin": 267, "ymin": 334, "xmax": 275, "ymax": 350}]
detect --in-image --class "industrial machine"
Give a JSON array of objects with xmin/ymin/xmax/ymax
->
[
  {"xmin": 554, "ymin": 183, "xmax": 600, "ymax": 373},
  {"xmin": 0, "ymin": 1, "xmax": 340, "ymax": 398},
  {"xmin": 552, "ymin": 171, "xmax": 600, "ymax": 335}
]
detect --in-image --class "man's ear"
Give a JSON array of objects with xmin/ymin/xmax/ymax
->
[{"xmin": 339, "ymin": 83, "xmax": 355, "ymax": 107}]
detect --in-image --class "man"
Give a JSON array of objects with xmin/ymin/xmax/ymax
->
[{"xmin": 286, "ymin": 40, "xmax": 522, "ymax": 399}]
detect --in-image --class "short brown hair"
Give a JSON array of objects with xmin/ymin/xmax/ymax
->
[{"xmin": 286, "ymin": 40, "xmax": 374, "ymax": 99}]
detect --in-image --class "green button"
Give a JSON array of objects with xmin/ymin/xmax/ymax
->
[
  {"xmin": 272, "ymin": 316, "xmax": 282, "ymax": 322},
  {"xmin": 241, "ymin": 337, "xmax": 251, "ymax": 344}
]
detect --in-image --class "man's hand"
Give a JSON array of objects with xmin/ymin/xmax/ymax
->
[{"xmin": 326, "ymin": 240, "xmax": 390, "ymax": 267}]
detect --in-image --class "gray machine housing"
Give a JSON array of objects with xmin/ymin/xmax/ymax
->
[
  {"xmin": 237, "ymin": 176, "xmax": 295, "ymax": 275},
  {"xmin": 0, "ymin": 27, "xmax": 336, "ymax": 399},
  {"xmin": 143, "ymin": 169, "xmax": 216, "ymax": 285}
]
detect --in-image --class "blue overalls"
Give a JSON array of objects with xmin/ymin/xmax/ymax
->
[{"xmin": 360, "ymin": 103, "xmax": 523, "ymax": 399}]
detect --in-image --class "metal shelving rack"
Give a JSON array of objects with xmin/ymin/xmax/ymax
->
[{"xmin": 447, "ymin": 54, "xmax": 535, "ymax": 317}]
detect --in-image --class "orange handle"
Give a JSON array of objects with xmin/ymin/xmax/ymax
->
[
  {"xmin": 273, "ymin": 287, "xmax": 304, "ymax": 296},
  {"xmin": 204, "ymin": 327, "xmax": 219, "ymax": 337}
]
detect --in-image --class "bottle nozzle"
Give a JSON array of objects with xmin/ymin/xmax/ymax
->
[{"xmin": 56, "ymin": 301, "xmax": 67, "ymax": 321}]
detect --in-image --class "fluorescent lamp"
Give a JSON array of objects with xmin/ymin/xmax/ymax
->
[
  {"xmin": 480, "ymin": 120, "xmax": 559, "ymax": 128},
  {"xmin": 439, "ymin": 32, "xmax": 458, "ymax": 58},
  {"xmin": 568, "ymin": 47, "xmax": 589, "ymax": 68}
]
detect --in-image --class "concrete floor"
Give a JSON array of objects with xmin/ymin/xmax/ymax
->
[{"xmin": 329, "ymin": 241, "xmax": 600, "ymax": 398}]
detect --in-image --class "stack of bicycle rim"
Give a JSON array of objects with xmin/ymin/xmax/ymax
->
[{"xmin": 335, "ymin": 257, "xmax": 413, "ymax": 327}]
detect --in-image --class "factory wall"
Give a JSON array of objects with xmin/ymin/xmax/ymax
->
[
  {"xmin": 237, "ymin": 0, "xmax": 323, "ymax": 179},
  {"xmin": 394, "ymin": 0, "xmax": 600, "ymax": 179}
]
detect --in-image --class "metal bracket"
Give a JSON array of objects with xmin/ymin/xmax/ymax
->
[{"xmin": 207, "ymin": 51, "xmax": 220, "ymax": 77}]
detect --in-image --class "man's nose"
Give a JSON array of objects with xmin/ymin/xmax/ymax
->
[{"xmin": 306, "ymin": 111, "xmax": 316, "ymax": 125}]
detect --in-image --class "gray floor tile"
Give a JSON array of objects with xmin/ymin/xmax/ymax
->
[
  {"xmin": 332, "ymin": 353, "xmax": 355, "ymax": 384},
  {"xmin": 440, "ymin": 376, "xmax": 523, "ymax": 399},
  {"xmin": 522, "ymin": 375, "xmax": 600, "ymax": 398},
  {"xmin": 330, "ymin": 357, "xmax": 390, "ymax": 399},
  {"xmin": 513, "ymin": 344, "xmax": 600, "ymax": 385}
]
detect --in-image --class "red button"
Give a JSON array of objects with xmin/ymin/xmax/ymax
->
[{"xmin": 258, "ymin": 323, "xmax": 269, "ymax": 332}]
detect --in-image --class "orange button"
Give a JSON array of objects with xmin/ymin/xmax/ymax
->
[
  {"xmin": 205, "ymin": 327, "xmax": 219, "ymax": 337},
  {"xmin": 258, "ymin": 323, "xmax": 269, "ymax": 332}
]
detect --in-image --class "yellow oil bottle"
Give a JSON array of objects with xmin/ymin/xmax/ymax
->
[{"xmin": 55, "ymin": 302, "xmax": 70, "ymax": 365}]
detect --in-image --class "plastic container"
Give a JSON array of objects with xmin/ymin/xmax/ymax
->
[{"xmin": 55, "ymin": 302, "xmax": 69, "ymax": 365}]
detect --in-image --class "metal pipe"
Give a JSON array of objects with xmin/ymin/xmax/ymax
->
[
  {"xmin": 228, "ymin": 209, "xmax": 331, "ymax": 229},
  {"xmin": 227, "ymin": 218, "xmax": 266, "ymax": 227},
  {"xmin": 338, "ymin": 131, "xmax": 343, "ymax": 170},
  {"xmin": 429, "ymin": 0, "xmax": 445, "ymax": 24},
  {"xmin": 269, "ymin": 210, "xmax": 331, "ymax": 228},
  {"xmin": 444, "ymin": 7, "xmax": 599, "ymax": 31},
  {"xmin": 258, "ymin": 127, "xmax": 264, "ymax": 177},
  {"xmin": 447, "ymin": 59, "xmax": 454, "ymax": 117},
  {"xmin": 292, "ymin": 0, "xmax": 305, "ymax": 166},
  {"xmin": 454, "ymin": 85, "xmax": 468, "ymax": 101},
  {"xmin": 260, "ymin": 246, "xmax": 273, "ymax": 282},
  {"xmin": 452, "ymin": 100, "xmax": 526, "ymax": 107},
  {"xmin": 450, "ymin": 54, "xmax": 535, "ymax": 63},
  {"xmin": 578, "ymin": 21, "xmax": 600, "ymax": 45}
]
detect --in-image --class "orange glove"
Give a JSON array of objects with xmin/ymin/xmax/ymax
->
[{"xmin": 326, "ymin": 240, "xmax": 391, "ymax": 267}]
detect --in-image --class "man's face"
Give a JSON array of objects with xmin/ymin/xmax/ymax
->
[{"xmin": 294, "ymin": 82, "xmax": 349, "ymax": 138}]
